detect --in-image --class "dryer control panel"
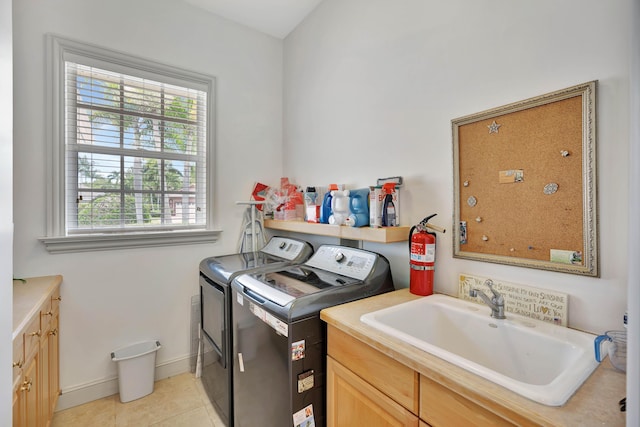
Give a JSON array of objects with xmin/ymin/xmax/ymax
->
[
  {"xmin": 305, "ymin": 245, "xmax": 377, "ymax": 280},
  {"xmin": 261, "ymin": 237, "xmax": 313, "ymax": 261}
]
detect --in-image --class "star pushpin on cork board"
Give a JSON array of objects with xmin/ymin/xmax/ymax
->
[{"xmin": 488, "ymin": 120, "xmax": 501, "ymax": 134}]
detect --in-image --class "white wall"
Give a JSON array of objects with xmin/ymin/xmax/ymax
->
[
  {"xmin": 284, "ymin": 0, "xmax": 631, "ymax": 334},
  {"xmin": 12, "ymin": 0, "xmax": 284, "ymax": 407},
  {"xmin": 1, "ymin": 0, "xmax": 12, "ymax": 423}
]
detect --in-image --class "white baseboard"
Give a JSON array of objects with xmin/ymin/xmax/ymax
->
[{"xmin": 55, "ymin": 355, "xmax": 193, "ymax": 412}]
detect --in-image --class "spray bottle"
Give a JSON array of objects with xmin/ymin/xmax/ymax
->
[{"xmin": 381, "ymin": 183, "xmax": 397, "ymax": 227}]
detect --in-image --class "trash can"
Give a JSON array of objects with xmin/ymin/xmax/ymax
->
[{"xmin": 111, "ymin": 340, "xmax": 161, "ymax": 403}]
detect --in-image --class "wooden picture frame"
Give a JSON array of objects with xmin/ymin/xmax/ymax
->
[{"xmin": 452, "ymin": 81, "xmax": 598, "ymax": 276}]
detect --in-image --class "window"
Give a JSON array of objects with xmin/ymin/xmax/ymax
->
[{"xmin": 42, "ymin": 36, "xmax": 219, "ymax": 253}]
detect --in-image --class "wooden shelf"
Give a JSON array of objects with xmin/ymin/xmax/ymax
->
[{"xmin": 264, "ymin": 219, "xmax": 409, "ymax": 243}]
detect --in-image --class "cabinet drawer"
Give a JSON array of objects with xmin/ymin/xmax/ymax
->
[
  {"xmin": 328, "ymin": 326, "xmax": 419, "ymax": 413},
  {"xmin": 12, "ymin": 337, "xmax": 23, "ymax": 382},
  {"xmin": 50, "ymin": 287, "xmax": 61, "ymax": 314},
  {"xmin": 327, "ymin": 357, "xmax": 419, "ymax": 427},
  {"xmin": 40, "ymin": 294, "xmax": 54, "ymax": 331},
  {"xmin": 420, "ymin": 376, "xmax": 515, "ymax": 427},
  {"xmin": 23, "ymin": 313, "xmax": 41, "ymax": 361}
]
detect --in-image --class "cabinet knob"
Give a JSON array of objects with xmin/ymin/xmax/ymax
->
[
  {"xmin": 21, "ymin": 379, "xmax": 32, "ymax": 392},
  {"xmin": 43, "ymin": 310, "xmax": 53, "ymax": 316},
  {"xmin": 49, "ymin": 328, "xmax": 58, "ymax": 336},
  {"xmin": 54, "ymin": 296, "xmax": 62, "ymax": 302},
  {"xmin": 12, "ymin": 360, "xmax": 23, "ymax": 369},
  {"xmin": 28, "ymin": 330, "xmax": 41, "ymax": 337}
]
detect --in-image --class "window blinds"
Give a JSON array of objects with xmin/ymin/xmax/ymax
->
[{"xmin": 64, "ymin": 62, "xmax": 208, "ymax": 233}]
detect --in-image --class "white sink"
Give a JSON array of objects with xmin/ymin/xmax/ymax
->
[{"xmin": 360, "ymin": 294, "xmax": 598, "ymax": 406}]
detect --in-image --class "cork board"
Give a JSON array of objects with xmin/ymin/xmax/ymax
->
[{"xmin": 452, "ymin": 82, "xmax": 598, "ymax": 276}]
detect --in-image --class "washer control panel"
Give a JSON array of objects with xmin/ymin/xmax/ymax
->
[{"xmin": 305, "ymin": 245, "xmax": 378, "ymax": 280}]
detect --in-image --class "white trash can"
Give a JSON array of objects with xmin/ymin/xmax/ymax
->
[{"xmin": 111, "ymin": 340, "xmax": 161, "ymax": 403}]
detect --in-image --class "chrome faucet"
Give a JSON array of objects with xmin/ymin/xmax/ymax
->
[{"xmin": 469, "ymin": 279, "xmax": 506, "ymax": 319}]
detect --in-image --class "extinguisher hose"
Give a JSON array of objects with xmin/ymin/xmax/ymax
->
[{"xmin": 409, "ymin": 225, "xmax": 417, "ymax": 252}]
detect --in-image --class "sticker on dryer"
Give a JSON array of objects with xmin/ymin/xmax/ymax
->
[
  {"xmin": 249, "ymin": 302, "xmax": 289, "ymax": 336},
  {"xmin": 297, "ymin": 369, "xmax": 314, "ymax": 393},
  {"xmin": 293, "ymin": 404, "xmax": 315, "ymax": 427},
  {"xmin": 249, "ymin": 302, "xmax": 266, "ymax": 321},
  {"xmin": 266, "ymin": 312, "xmax": 288, "ymax": 337},
  {"xmin": 291, "ymin": 340, "xmax": 305, "ymax": 361},
  {"xmin": 236, "ymin": 293, "xmax": 244, "ymax": 306}
]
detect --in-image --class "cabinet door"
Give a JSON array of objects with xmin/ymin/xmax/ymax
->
[
  {"xmin": 39, "ymin": 326, "xmax": 50, "ymax": 425},
  {"xmin": 328, "ymin": 326, "xmax": 419, "ymax": 413},
  {"xmin": 13, "ymin": 376, "xmax": 24, "ymax": 427},
  {"xmin": 327, "ymin": 357, "xmax": 419, "ymax": 427},
  {"xmin": 48, "ymin": 311, "xmax": 60, "ymax": 419},
  {"xmin": 22, "ymin": 314, "xmax": 41, "ymax": 427},
  {"xmin": 22, "ymin": 353, "xmax": 39, "ymax": 427}
]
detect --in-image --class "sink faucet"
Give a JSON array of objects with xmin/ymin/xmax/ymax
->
[{"xmin": 469, "ymin": 279, "xmax": 506, "ymax": 319}]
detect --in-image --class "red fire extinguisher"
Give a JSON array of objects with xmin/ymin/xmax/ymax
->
[{"xmin": 409, "ymin": 214, "xmax": 445, "ymax": 296}]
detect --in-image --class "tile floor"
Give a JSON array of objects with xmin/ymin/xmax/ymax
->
[{"xmin": 51, "ymin": 373, "xmax": 224, "ymax": 427}]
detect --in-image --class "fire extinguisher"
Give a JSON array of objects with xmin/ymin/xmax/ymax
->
[{"xmin": 409, "ymin": 214, "xmax": 445, "ymax": 296}]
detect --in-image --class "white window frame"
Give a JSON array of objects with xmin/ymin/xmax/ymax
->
[{"xmin": 41, "ymin": 35, "xmax": 220, "ymax": 253}]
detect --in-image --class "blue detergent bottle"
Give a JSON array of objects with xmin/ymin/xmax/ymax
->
[
  {"xmin": 319, "ymin": 184, "xmax": 338, "ymax": 224},
  {"xmin": 345, "ymin": 188, "xmax": 370, "ymax": 227}
]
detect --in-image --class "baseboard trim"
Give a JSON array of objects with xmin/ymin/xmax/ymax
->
[{"xmin": 55, "ymin": 355, "xmax": 193, "ymax": 411}]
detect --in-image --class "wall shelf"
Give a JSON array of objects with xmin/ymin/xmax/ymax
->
[{"xmin": 264, "ymin": 219, "xmax": 409, "ymax": 243}]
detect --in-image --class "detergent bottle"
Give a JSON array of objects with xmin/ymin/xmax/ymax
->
[
  {"xmin": 345, "ymin": 188, "xmax": 370, "ymax": 227},
  {"xmin": 304, "ymin": 187, "xmax": 319, "ymax": 223},
  {"xmin": 319, "ymin": 184, "xmax": 338, "ymax": 224}
]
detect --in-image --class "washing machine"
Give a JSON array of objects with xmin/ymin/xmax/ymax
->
[
  {"xmin": 230, "ymin": 244, "xmax": 394, "ymax": 427},
  {"xmin": 199, "ymin": 236, "xmax": 313, "ymax": 426}
]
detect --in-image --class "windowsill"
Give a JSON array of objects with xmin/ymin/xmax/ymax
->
[{"xmin": 39, "ymin": 229, "xmax": 222, "ymax": 253}]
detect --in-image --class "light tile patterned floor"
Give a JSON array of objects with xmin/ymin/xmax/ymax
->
[{"xmin": 52, "ymin": 373, "xmax": 224, "ymax": 427}]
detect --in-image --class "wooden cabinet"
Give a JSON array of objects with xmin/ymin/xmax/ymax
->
[
  {"xmin": 12, "ymin": 278, "xmax": 62, "ymax": 427},
  {"xmin": 21, "ymin": 349, "xmax": 40, "ymax": 427},
  {"xmin": 420, "ymin": 376, "xmax": 514, "ymax": 427},
  {"xmin": 327, "ymin": 325, "xmax": 419, "ymax": 427},
  {"xmin": 327, "ymin": 357, "xmax": 419, "ymax": 427},
  {"xmin": 326, "ymin": 324, "xmax": 518, "ymax": 427},
  {"xmin": 16, "ymin": 311, "xmax": 42, "ymax": 427},
  {"xmin": 327, "ymin": 326, "xmax": 419, "ymax": 412},
  {"xmin": 40, "ymin": 286, "xmax": 61, "ymax": 423},
  {"xmin": 46, "ymin": 289, "xmax": 61, "ymax": 421}
]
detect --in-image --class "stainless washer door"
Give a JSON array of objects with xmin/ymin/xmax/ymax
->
[{"xmin": 200, "ymin": 275, "xmax": 226, "ymax": 367}]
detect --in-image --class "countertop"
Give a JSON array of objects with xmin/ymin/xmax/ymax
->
[
  {"xmin": 320, "ymin": 288, "xmax": 626, "ymax": 427},
  {"xmin": 13, "ymin": 275, "xmax": 63, "ymax": 341}
]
